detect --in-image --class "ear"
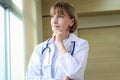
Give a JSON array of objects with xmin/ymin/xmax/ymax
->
[{"xmin": 69, "ymin": 18, "xmax": 74, "ymax": 27}]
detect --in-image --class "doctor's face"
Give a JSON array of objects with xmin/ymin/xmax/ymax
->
[{"xmin": 50, "ymin": 10, "xmax": 74, "ymax": 34}]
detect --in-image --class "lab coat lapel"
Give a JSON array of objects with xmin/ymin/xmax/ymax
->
[
  {"xmin": 64, "ymin": 33, "xmax": 76, "ymax": 54},
  {"xmin": 49, "ymin": 41, "xmax": 55, "ymax": 65}
]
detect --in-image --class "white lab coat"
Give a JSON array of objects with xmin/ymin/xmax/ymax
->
[{"xmin": 26, "ymin": 33, "xmax": 89, "ymax": 80}]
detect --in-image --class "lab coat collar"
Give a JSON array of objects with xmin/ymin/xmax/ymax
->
[
  {"xmin": 46, "ymin": 33, "xmax": 77, "ymax": 45},
  {"xmin": 63, "ymin": 33, "xmax": 78, "ymax": 43}
]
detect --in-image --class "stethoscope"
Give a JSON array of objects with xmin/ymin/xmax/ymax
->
[{"xmin": 42, "ymin": 39, "xmax": 75, "ymax": 56}]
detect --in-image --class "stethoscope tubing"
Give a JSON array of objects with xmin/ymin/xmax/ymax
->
[{"xmin": 42, "ymin": 39, "xmax": 75, "ymax": 56}]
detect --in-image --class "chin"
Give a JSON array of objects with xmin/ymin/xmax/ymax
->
[
  {"xmin": 52, "ymin": 29, "xmax": 60, "ymax": 32},
  {"xmin": 52, "ymin": 29, "xmax": 56, "ymax": 33}
]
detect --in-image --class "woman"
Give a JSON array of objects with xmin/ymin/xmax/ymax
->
[{"xmin": 26, "ymin": 1, "xmax": 89, "ymax": 80}]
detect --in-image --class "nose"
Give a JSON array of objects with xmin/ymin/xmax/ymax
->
[{"xmin": 53, "ymin": 16, "xmax": 58, "ymax": 24}]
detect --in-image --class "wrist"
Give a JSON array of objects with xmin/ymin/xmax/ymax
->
[{"xmin": 58, "ymin": 43, "xmax": 67, "ymax": 55}]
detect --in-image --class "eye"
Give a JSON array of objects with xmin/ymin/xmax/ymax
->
[
  {"xmin": 50, "ymin": 15, "xmax": 54, "ymax": 18},
  {"xmin": 59, "ymin": 15, "xmax": 64, "ymax": 18}
]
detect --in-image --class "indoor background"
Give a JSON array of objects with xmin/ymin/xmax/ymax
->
[{"xmin": 0, "ymin": 0, "xmax": 120, "ymax": 80}]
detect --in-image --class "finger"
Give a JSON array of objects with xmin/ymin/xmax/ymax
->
[
  {"xmin": 52, "ymin": 32, "xmax": 56, "ymax": 41},
  {"xmin": 52, "ymin": 30, "xmax": 62, "ymax": 41}
]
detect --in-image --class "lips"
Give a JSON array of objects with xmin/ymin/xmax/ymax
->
[
  {"xmin": 52, "ymin": 25, "xmax": 61, "ymax": 30},
  {"xmin": 53, "ymin": 25, "xmax": 60, "ymax": 28},
  {"xmin": 52, "ymin": 26, "xmax": 61, "ymax": 32}
]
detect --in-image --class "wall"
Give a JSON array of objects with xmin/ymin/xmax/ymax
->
[
  {"xmin": 79, "ymin": 26, "xmax": 120, "ymax": 80},
  {"xmin": 42, "ymin": 0, "xmax": 120, "ymax": 16},
  {"xmin": 78, "ymin": 14, "xmax": 120, "ymax": 80},
  {"xmin": 77, "ymin": 12, "xmax": 120, "ymax": 80},
  {"xmin": 41, "ymin": 0, "xmax": 120, "ymax": 80},
  {"xmin": 23, "ymin": 0, "xmax": 42, "ymax": 73}
]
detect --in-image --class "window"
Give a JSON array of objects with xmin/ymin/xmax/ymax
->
[
  {"xmin": 0, "ymin": 6, "xmax": 6, "ymax": 80},
  {"xmin": 12, "ymin": 0, "xmax": 22, "ymax": 11},
  {"xmin": 0, "ymin": 0, "xmax": 25, "ymax": 80},
  {"xmin": 10, "ymin": 12, "xmax": 24, "ymax": 80}
]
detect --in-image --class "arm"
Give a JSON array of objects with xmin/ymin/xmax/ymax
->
[
  {"xmin": 52, "ymin": 30, "xmax": 89, "ymax": 79},
  {"xmin": 58, "ymin": 40, "xmax": 89, "ymax": 79},
  {"xmin": 26, "ymin": 46, "xmax": 42, "ymax": 80},
  {"xmin": 63, "ymin": 76, "xmax": 74, "ymax": 80}
]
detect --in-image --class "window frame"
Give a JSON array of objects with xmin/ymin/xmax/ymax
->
[
  {"xmin": 0, "ymin": 0, "xmax": 24, "ymax": 80},
  {"xmin": 0, "ymin": 0, "xmax": 22, "ymax": 18}
]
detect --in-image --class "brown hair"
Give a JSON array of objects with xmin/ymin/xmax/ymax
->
[{"xmin": 50, "ymin": 1, "xmax": 78, "ymax": 33}]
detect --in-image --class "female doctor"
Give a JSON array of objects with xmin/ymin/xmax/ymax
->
[{"xmin": 26, "ymin": 1, "xmax": 89, "ymax": 80}]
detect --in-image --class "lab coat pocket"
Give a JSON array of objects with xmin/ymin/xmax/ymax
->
[
  {"xmin": 42, "ymin": 53, "xmax": 51, "ymax": 75},
  {"xmin": 42, "ymin": 53, "xmax": 50, "ymax": 67},
  {"xmin": 42, "ymin": 64, "xmax": 51, "ymax": 78}
]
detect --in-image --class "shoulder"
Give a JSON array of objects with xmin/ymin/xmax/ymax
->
[
  {"xmin": 69, "ymin": 33, "xmax": 89, "ymax": 47},
  {"xmin": 33, "ymin": 40, "xmax": 48, "ymax": 55},
  {"xmin": 70, "ymin": 33, "xmax": 88, "ymax": 43},
  {"xmin": 35, "ymin": 40, "xmax": 46, "ymax": 49}
]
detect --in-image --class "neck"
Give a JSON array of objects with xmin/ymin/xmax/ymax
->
[{"xmin": 63, "ymin": 32, "xmax": 70, "ymax": 40}]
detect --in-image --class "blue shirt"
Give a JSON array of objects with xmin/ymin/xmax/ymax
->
[{"xmin": 26, "ymin": 33, "xmax": 89, "ymax": 80}]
